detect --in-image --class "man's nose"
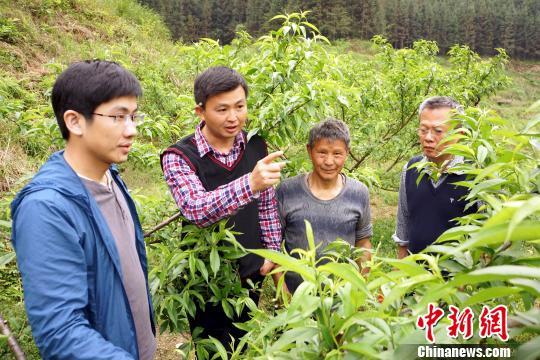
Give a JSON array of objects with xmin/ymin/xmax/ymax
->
[
  {"xmin": 227, "ymin": 109, "xmax": 239, "ymax": 121},
  {"xmin": 123, "ymin": 120, "xmax": 137, "ymax": 137},
  {"xmin": 324, "ymin": 156, "xmax": 333, "ymax": 165}
]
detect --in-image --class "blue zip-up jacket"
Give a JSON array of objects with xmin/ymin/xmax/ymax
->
[{"xmin": 10, "ymin": 151, "xmax": 155, "ymax": 359}]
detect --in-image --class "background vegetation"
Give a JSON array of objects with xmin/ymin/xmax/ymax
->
[
  {"xmin": 0, "ymin": 0, "xmax": 538, "ymax": 358},
  {"xmin": 139, "ymin": 0, "xmax": 540, "ymax": 59}
]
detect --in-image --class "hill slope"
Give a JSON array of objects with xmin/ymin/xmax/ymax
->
[{"xmin": 1, "ymin": 0, "xmax": 176, "ymax": 357}]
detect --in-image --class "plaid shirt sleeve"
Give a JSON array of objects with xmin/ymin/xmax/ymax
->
[
  {"xmin": 257, "ymin": 186, "xmax": 282, "ymax": 252},
  {"xmin": 162, "ymin": 152, "xmax": 255, "ymax": 227}
]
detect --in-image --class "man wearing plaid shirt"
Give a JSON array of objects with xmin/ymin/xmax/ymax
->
[{"xmin": 161, "ymin": 66, "xmax": 285, "ymax": 347}]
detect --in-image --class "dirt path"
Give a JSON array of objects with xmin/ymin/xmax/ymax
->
[{"xmin": 155, "ymin": 331, "xmax": 190, "ymax": 359}]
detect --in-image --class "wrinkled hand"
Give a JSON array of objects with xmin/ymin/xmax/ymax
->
[
  {"xmin": 249, "ymin": 151, "xmax": 286, "ymax": 194},
  {"xmin": 259, "ymin": 259, "xmax": 275, "ymax": 276},
  {"xmin": 397, "ymin": 245, "xmax": 409, "ymax": 259}
]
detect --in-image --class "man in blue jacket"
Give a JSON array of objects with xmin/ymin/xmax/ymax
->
[{"xmin": 10, "ymin": 60, "xmax": 156, "ymax": 359}]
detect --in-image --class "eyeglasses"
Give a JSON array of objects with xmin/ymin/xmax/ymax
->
[
  {"xmin": 92, "ymin": 112, "xmax": 145, "ymax": 125},
  {"xmin": 417, "ymin": 128, "xmax": 444, "ymax": 137}
]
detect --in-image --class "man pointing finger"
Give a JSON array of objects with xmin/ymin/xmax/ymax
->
[
  {"xmin": 249, "ymin": 151, "xmax": 286, "ymax": 192},
  {"xmin": 161, "ymin": 66, "xmax": 284, "ymax": 349}
]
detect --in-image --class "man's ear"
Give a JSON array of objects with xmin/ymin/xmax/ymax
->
[
  {"xmin": 194, "ymin": 105, "xmax": 205, "ymax": 121},
  {"xmin": 64, "ymin": 110, "xmax": 84, "ymax": 137}
]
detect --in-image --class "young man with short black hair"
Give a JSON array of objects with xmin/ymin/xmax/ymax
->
[
  {"xmin": 277, "ymin": 119, "xmax": 373, "ymax": 293},
  {"xmin": 394, "ymin": 96, "xmax": 475, "ymax": 258},
  {"xmin": 11, "ymin": 60, "xmax": 155, "ymax": 359},
  {"xmin": 161, "ymin": 66, "xmax": 285, "ymax": 347}
]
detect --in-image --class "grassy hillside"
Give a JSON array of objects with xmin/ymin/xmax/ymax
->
[
  {"xmin": 0, "ymin": 0, "xmax": 177, "ymax": 357},
  {"xmin": 0, "ymin": 0, "xmax": 174, "ymax": 187},
  {"xmin": 1, "ymin": 1, "xmax": 538, "ymax": 358}
]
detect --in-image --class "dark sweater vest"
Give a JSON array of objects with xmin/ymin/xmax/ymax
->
[
  {"xmin": 161, "ymin": 132, "xmax": 267, "ymax": 278},
  {"xmin": 405, "ymin": 156, "xmax": 474, "ymax": 253}
]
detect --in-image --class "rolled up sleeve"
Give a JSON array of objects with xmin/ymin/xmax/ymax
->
[{"xmin": 393, "ymin": 164, "xmax": 409, "ymax": 246}]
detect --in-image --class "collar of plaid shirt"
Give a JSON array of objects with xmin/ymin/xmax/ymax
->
[{"xmin": 194, "ymin": 121, "xmax": 246, "ymax": 158}]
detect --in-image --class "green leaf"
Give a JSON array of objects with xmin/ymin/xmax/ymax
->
[
  {"xmin": 188, "ymin": 252, "xmax": 196, "ymax": 277},
  {"xmin": 304, "ymin": 220, "xmax": 315, "ymax": 251},
  {"xmin": 444, "ymin": 143, "xmax": 475, "ymax": 157},
  {"xmin": 380, "ymin": 273, "xmax": 438, "ymax": 310},
  {"xmin": 450, "ymin": 265, "xmax": 540, "ymax": 288},
  {"xmin": 210, "ymin": 248, "xmax": 220, "ymax": 276},
  {"xmin": 435, "ymin": 225, "xmax": 480, "ymax": 242},
  {"xmin": 467, "ymin": 178, "xmax": 507, "ymax": 199},
  {"xmin": 318, "ymin": 262, "xmax": 368, "ymax": 294},
  {"xmin": 269, "ymin": 14, "xmax": 288, "ymax": 22},
  {"xmin": 300, "ymin": 21, "xmax": 320, "ymax": 34},
  {"xmin": 221, "ymin": 298, "xmax": 233, "ymax": 319},
  {"xmin": 506, "ymin": 196, "xmax": 540, "ymax": 241},
  {"xmin": 454, "ymin": 221, "xmax": 540, "ymax": 253},
  {"xmin": 476, "ymin": 144, "xmax": 488, "ymax": 163},
  {"xmin": 512, "ymin": 257, "xmax": 540, "ymax": 267},
  {"xmin": 208, "ymin": 336, "xmax": 228, "ymax": 360},
  {"xmin": 269, "ymin": 326, "xmax": 319, "ymax": 351},
  {"xmin": 482, "ymin": 205, "xmax": 518, "ymax": 228},
  {"xmin": 463, "ymin": 286, "xmax": 522, "ymax": 306},
  {"xmin": 509, "ymin": 279, "xmax": 540, "ymax": 297},
  {"xmin": 474, "ymin": 162, "xmax": 506, "ymax": 182},
  {"xmin": 0, "ymin": 252, "xmax": 16, "ymax": 267},
  {"xmin": 375, "ymin": 258, "xmax": 431, "ymax": 277},
  {"xmin": 341, "ymin": 343, "xmax": 381, "ymax": 359},
  {"xmin": 196, "ymin": 259, "xmax": 209, "ymax": 282},
  {"xmin": 249, "ymin": 249, "xmax": 316, "ymax": 282}
]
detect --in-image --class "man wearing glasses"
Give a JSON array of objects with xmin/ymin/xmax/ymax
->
[
  {"xmin": 393, "ymin": 96, "xmax": 475, "ymax": 259},
  {"xmin": 11, "ymin": 60, "xmax": 155, "ymax": 359}
]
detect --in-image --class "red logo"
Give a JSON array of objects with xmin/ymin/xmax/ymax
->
[
  {"xmin": 479, "ymin": 305, "xmax": 509, "ymax": 341},
  {"xmin": 417, "ymin": 304, "xmax": 509, "ymax": 343},
  {"xmin": 447, "ymin": 305, "xmax": 474, "ymax": 339},
  {"xmin": 417, "ymin": 303, "xmax": 445, "ymax": 343}
]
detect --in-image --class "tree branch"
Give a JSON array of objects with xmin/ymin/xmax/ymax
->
[
  {"xmin": 0, "ymin": 313, "xmax": 25, "ymax": 360},
  {"xmin": 255, "ymin": 55, "xmax": 305, "ymax": 110},
  {"xmin": 143, "ymin": 212, "xmax": 183, "ymax": 240},
  {"xmin": 385, "ymin": 138, "xmax": 418, "ymax": 172}
]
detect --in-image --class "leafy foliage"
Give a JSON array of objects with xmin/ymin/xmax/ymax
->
[
  {"xmin": 147, "ymin": 217, "xmax": 255, "ymax": 334},
  {"xmin": 0, "ymin": 0, "xmax": 537, "ymax": 358},
  {"xmin": 228, "ymin": 98, "xmax": 539, "ymax": 360}
]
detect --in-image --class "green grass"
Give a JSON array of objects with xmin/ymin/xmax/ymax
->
[
  {"xmin": 484, "ymin": 61, "xmax": 540, "ymax": 127},
  {"xmin": 377, "ymin": 189, "xmax": 399, "ymax": 207},
  {"xmin": 372, "ymin": 217, "xmax": 397, "ymax": 259}
]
